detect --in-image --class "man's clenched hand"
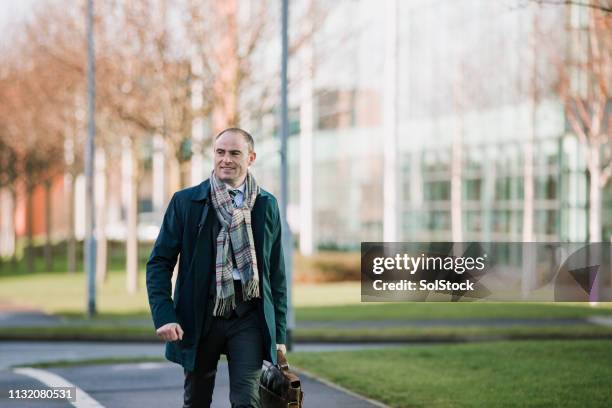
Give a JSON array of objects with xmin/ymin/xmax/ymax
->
[{"xmin": 156, "ymin": 322, "xmax": 184, "ymax": 342}]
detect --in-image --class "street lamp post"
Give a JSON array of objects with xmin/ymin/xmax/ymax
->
[
  {"xmin": 85, "ymin": 0, "xmax": 97, "ymax": 317},
  {"xmin": 280, "ymin": 0, "xmax": 294, "ymax": 351}
]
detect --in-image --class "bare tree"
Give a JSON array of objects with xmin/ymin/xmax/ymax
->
[
  {"xmin": 0, "ymin": 58, "xmax": 66, "ymax": 272},
  {"xmin": 17, "ymin": 1, "xmax": 87, "ymax": 273},
  {"xmin": 558, "ymin": 3, "xmax": 611, "ymax": 242},
  {"xmin": 0, "ymin": 125, "xmax": 19, "ymax": 264}
]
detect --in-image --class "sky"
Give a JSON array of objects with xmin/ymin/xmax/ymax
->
[{"xmin": 0, "ymin": 0, "xmax": 37, "ymax": 41}]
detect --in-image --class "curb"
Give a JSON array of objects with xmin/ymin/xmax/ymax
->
[{"xmin": 293, "ymin": 365, "xmax": 391, "ymax": 408}]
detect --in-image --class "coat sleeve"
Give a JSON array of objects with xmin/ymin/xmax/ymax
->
[
  {"xmin": 269, "ymin": 198, "xmax": 288, "ymax": 344},
  {"xmin": 146, "ymin": 192, "xmax": 182, "ymax": 329}
]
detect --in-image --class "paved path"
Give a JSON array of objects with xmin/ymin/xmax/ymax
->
[
  {"xmin": 0, "ymin": 308, "xmax": 608, "ymax": 408},
  {"xmin": 6, "ymin": 361, "xmax": 380, "ymax": 407},
  {"xmin": 0, "ymin": 341, "xmax": 404, "ymax": 371},
  {"xmin": 0, "ymin": 310, "xmax": 600, "ymax": 329},
  {"xmin": 0, "ymin": 341, "xmax": 393, "ymax": 407},
  {"xmin": 588, "ymin": 316, "xmax": 612, "ymax": 327},
  {"xmin": 0, "ymin": 311, "xmax": 62, "ymax": 328}
]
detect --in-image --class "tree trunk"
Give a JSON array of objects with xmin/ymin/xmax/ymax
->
[
  {"xmin": 521, "ymin": 24, "xmax": 538, "ymax": 295},
  {"xmin": 96, "ymin": 147, "xmax": 108, "ymax": 284},
  {"xmin": 451, "ymin": 64, "xmax": 464, "ymax": 244},
  {"xmin": 0, "ymin": 188, "xmax": 15, "ymax": 260},
  {"xmin": 588, "ymin": 145, "xmax": 602, "ymax": 243},
  {"xmin": 125, "ymin": 138, "xmax": 139, "ymax": 294},
  {"xmin": 523, "ymin": 8, "xmax": 537, "ymax": 243},
  {"xmin": 523, "ymin": 143, "xmax": 535, "ymax": 236},
  {"xmin": 26, "ymin": 183, "xmax": 34, "ymax": 274},
  {"xmin": 521, "ymin": 127, "xmax": 536, "ymax": 297},
  {"xmin": 152, "ymin": 134, "xmax": 166, "ymax": 214},
  {"xmin": 299, "ymin": 21, "xmax": 315, "ymax": 255},
  {"xmin": 44, "ymin": 180, "xmax": 53, "ymax": 271},
  {"xmin": 587, "ymin": 147, "xmax": 602, "ymax": 303},
  {"xmin": 10, "ymin": 187, "xmax": 17, "ymax": 266},
  {"xmin": 67, "ymin": 172, "xmax": 77, "ymax": 273},
  {"xmin": 166, "ymin": 141, "xmax": 182, "ymax": 198},
  {"xmin": 451, "ymin": 120, "xmax": 463, "ymax": 243},
  {"xmin": 382, "ymin": 0, "xmax": 398, "ymax": 242}
]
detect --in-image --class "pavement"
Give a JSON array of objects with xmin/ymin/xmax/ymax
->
[
  {"xmin": 0, "ymin": 341, "xmax": 389, "ymax": 408},
  {"xmin": 1, "ymin": 307, "xmax": 611, "ymax": 407},
  {"xmin": 0, "ymin": 306, "xmax": 395, "ymax": 407},
  {"xmin": 0, "ymin": 309, "xmax": 603, "ymax": 329},
  {"xmin": 0, "ymin": 341, "xmax": 407, "ymax": 371},
  {"xmin": 0, "ymin": 311, "xmax": 62, "ymax": 327},
  {"xmin": 2, "ymin": 361, "xmax": 383, "ymax": 407}
]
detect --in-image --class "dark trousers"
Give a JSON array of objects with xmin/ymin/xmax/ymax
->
[{"xmin": 183, "ymin": 305, "xmax": 264, "ymax": 408}]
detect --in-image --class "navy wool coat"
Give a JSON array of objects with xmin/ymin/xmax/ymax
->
[{"xmin": 146, "ymin": 179, "xmax": 287, "ymax": 371}]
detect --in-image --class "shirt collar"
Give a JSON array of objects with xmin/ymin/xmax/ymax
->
[{"xmin": 225, "ymin": 181, "xmax": 246, "ymax": 195}]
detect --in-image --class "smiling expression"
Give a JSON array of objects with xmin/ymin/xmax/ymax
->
[{"xmin": 213, "ymin": 131, "xmax": 256, "ymax": 188}]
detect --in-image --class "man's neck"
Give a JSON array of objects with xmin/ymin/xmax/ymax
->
[{"xmin": 226, "ymin": 177, "xmax": 246, "ymax": 190}]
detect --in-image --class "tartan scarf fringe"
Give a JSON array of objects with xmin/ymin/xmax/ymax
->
[
  {"xmin": 243, "ymin": 276, "xmax": 259, "ymax": 299},
  {"xmin": 213, "ymin": 293, "xmax": 236, "ymax": 317}
]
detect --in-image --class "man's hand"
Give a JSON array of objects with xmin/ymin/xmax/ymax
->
[
  {"xmin": 276, "ymin": 344, "xmax": 287, "ymax": 355},
  {"xmin": 156, "ymin": 322, "xmax": 184, "ymax": 342}
]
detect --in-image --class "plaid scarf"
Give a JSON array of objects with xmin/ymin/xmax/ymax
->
[{"xmin": 209, "ymin": 170, "xmax": 260, "ymax": 316}]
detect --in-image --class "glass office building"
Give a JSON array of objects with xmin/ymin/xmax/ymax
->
[{"xmin": 253, "ymin": 0, "xmax": 611, "ymax": 251}]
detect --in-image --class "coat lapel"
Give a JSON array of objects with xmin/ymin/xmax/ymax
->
[
  {"xmin": 189, "ymin": 180, "xmax": 211, "ymax": 308},
  {"xmin": 251, "ymin": 194, "xmax": 268, "ymax": 276}
]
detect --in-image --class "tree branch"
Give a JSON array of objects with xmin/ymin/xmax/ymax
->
[{"xmin": 533, "ymin": 0, "xmax": 612, "ymax": 13}]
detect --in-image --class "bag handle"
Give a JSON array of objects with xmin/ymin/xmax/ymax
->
[{"xmin": 277, "ymin": 349, "xmax": 290, "ymax": 371}]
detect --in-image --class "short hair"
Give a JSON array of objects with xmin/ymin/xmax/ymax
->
[{"xmin": 215, "ymin": 128, "xmax": 255, "ymax": 152}]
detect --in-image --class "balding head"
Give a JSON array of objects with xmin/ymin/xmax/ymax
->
[{"xmin": 215, "ymin": 128, "xmax": 255, "ymax": 153}]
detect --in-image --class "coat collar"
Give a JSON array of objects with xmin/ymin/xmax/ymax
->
[{"xmin": 190, "ymin": 179, "xmax": 211, "ymax": 202}]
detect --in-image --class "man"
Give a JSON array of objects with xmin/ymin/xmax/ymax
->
[{"xmin": 146, "ymin": 128, "xmax": 287, "ymax": 407}]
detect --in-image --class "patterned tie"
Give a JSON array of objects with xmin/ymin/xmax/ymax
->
[
  {"xmin": 228, "ymin": 189, "xmax": 238, "ymax": 207},
  {"xmin": 228, "ymin": 189, "xmax": 240, "ymax": 293}
]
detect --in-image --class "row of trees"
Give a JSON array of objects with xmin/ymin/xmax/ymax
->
[
  {"xmin": 0, "ymin": 0, "xmax": 322, "ymax": 291},
  {"xmin": 0, "ymin": 0, "xmax": 608, "ymax": 293}
]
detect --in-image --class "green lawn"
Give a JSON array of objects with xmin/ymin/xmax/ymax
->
[
  {"xmin": 0, "ymin": 269, "xmax": 363, "ymax": 314},
  {"xmin": 289, "ymin": 340, "xmax": 612, "ymax": 408},
  {"xmin": 0, "ymin": 268, "xmax": 149, "ymax": 314},
  {"xmin": 2, "ymin": 269, "xmax": 612, "ymax": 321},
  {"xmin": 0, "ymin": 269, "xmax": 612, "ymax": 340},
  {"xmin": 294, "ymin": 325, "xmax": 612, "ymax": 341}
]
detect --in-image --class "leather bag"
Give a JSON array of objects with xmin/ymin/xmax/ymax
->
[{"xmin": 259, "ymin": 350, "xmax": 304, "ymax": 407}]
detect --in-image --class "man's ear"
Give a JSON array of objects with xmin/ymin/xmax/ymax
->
[{"xmin": 248, "ymin": 151, "xmax": 257, "ymax": 166}]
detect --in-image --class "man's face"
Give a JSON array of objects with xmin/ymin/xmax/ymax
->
[{"xmin": 213, "ymin": 131, "xmax": 256, "ymax": 187}]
